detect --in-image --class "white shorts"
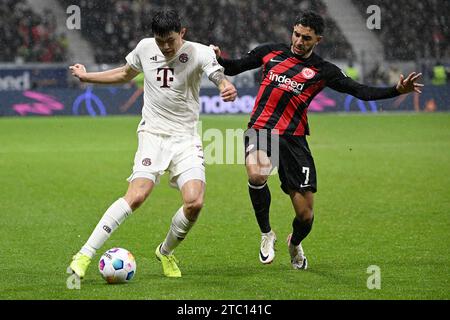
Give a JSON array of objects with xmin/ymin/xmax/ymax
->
[{"xmin": 127, "ymin": 131, "xmax": 205, "ymax": 189}]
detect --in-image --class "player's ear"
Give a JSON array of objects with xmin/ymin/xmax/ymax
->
[
  {"xmin": 316, "ymin": 35, "xmax": 323, "ymax": 44},
  {"xmin": 180, "ymin": 27, "xmax": 187, "ymax": 39}
]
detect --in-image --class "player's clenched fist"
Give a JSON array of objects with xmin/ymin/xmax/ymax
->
[{"xmin": 69, "ymin": 64, "xmax": 87, "ymax": 81}]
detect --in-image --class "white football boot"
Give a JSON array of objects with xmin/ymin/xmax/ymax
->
[
  {"xmin": 259, "ymin": 230, "xmax": 276, "ymax": 264},
  {"xmin": 287, "ymin": 233, "xmax": 308, "ymax": 270}
]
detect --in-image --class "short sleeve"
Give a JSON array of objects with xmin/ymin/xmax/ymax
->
[
  {"xmin": 125, "ymin": 41, "xmax": 143, "ymax": 72},
  {"xmin": 197, "ymin": 45, "xmax": 224, "ymax": 77}
]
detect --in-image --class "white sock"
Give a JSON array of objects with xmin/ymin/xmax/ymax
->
[
  {"xmin": 160, "ymin": 206, "xmax": 195, "ymax": 255},
  {"xmin": 80, "ymin": 198, "xmax": 132, "ymax": 258}
]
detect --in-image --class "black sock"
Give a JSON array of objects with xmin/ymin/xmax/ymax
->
[
  {"xmin": 248, "ymin": 181, "xmax": 271, "ymax": 233},
  {"xmin": 290, "ymin": 215, "xmax": 314, "ymax": 246}
]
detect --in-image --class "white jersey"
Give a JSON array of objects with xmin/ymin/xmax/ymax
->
[{"xmin": 126, "ymin": 38, "xmax": 223, "ymax": 136}]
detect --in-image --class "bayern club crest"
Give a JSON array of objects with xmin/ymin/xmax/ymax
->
[
  {"xmin": 179, "ymin": 53, "xmax": 189, "ymax": 63},
  {"xmin": 301, "ymin": 67, "xmax": 316, "ymax": 79},
  {"xmin": 142, "ymin": 158, "xmax": 152, "ymax": 166}
]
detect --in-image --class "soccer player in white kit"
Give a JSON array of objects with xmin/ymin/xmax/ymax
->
[{"xmin": 67, "ymin": 10, "xmax": 237, "ymax": 278}]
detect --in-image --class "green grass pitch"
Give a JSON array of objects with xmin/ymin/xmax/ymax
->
[{"xmin": 0, "ymin": 113, "xmax": 449, "ymax": 300}]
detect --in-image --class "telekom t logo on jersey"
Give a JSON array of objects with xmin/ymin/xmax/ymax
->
[{"xmin": 157, "ymin": 67, "xmax": 174, "ymax": 88}]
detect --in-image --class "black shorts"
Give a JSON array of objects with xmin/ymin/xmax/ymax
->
[{"xmin": 244, "ymin": 129, "xmax": 317, "ymax": 194}]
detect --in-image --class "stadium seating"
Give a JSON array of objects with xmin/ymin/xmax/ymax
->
[
  {"xmin": 0, "ymin": 0, "xmax": 67, "ymax": 63},
  {"xmin": 352, "ymin": 0, "xmax": 449, "ymax": 61},
  {"xmin": 57, "ymin": 0, "xmax": 354, "ymax": 63}
]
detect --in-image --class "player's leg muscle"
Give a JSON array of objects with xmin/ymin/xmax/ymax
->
[
  {"xmin": 124, "ymin": 178, "xmax": 155, "ymax": 210},
  {"xmin": 158, "ymin": 177, "xmax": 204, "ymax": 260},
  {"xmin": 289, "ymin": 190, "xmax": 314, "ymax": 250},
  {"xmin": 181, "ymin": 179, "xmax": 205, "ymax": 221},
  {"xmin": 246, "ymin": 150, "xmax": 271, "ymax": 185},
  {"xmin": 289, "ymin": 190, "xmax": 314, "ymax": 222}
]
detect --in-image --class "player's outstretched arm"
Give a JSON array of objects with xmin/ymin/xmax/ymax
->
[
  {"xmin": 208, "ymin": 70, "xmax": 237, "ymax": 102},
  {"xmin": 396, "ymin": 72, "xmax": 424, "ymax": 94},
  {"xmin": 329, "ymin": 68, "xmax": 424, "ymax": 101},
  {"xmin": 69, "ymin": 63, "xmax": 140, "ymax": 84}
]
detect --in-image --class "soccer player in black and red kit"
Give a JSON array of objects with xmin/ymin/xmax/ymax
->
[{"xmin": 212, "ymin": 11, "xmax": 423, "ymax": 269}]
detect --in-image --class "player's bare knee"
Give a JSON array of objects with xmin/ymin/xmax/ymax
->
[
  {"xmin": 183, "ymin": 198, "xmax": 203, "ymax": 220},
  {"xmin": 248, "ymin": 172, "xmax": 268, "ymax": 186},
  {"xmin": 185, "ymin": 198, "xmax": 203, "ymax": 213},
  {"xmin": 124, "ymin": 179, "xmax": 154, "ymax": 210},
  {"xmin": 125, "ymin": 189, "xmax": 149, "ymax": 210},
  {"xmin": 295, "ymin": 207, "xmax": 314, "ymax": 222}
]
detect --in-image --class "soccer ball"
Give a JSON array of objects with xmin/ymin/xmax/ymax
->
[{"xmin": 98, "ymin": 248, "xmax": 136, "ymax": 284}]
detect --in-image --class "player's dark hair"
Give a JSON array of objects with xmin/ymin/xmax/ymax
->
[
  {"xmin": 151, "ymin": 10, "xmax": 182, "ymax": 36},
  {"xmin": 294, "ymin": 11, "xmax": 325, "ymax": 35}
]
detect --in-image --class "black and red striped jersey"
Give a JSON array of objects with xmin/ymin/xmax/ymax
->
[{"xmin": 218, "ymin": 43, "xmax": 399, "ymax": 135}]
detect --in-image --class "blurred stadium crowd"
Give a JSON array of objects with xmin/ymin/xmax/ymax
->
[
  {"xmin": 56, "ymin": 0, "xmax": 354, "ymax": 63},
  {"xmin": 0, "ymin": 0, "xmax": 448, "ymax": 85},
  {"xmin": 352, "ymin": 0, "xmax": 449, "ymax": 61},
  {"xmin": 0, "ymin": 0, "xmax": 68, "ymax": 63}
]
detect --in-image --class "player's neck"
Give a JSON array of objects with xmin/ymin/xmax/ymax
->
[
  {"xmin": 302, "ymin": 51, "xmax": 314, "ymax": 59},
  {"xmin": 292, "ymin": 50, "xmax": 314, "ymax": 60}
]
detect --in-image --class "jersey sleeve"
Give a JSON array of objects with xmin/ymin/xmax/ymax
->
[
  {"xmin": 326, "ymin": 63, "xmax": 400, "ymax": 101},
  {"xmin": 217, "ymin": 43, "xmax": 274, "ymax": 76},
  {"xmin": 125, "ymin": 40, "xmax": 144, "ymax": 72},
  {"xmin": 197, "ymin": 45, "xmax": 224, "ymax": 77}
]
